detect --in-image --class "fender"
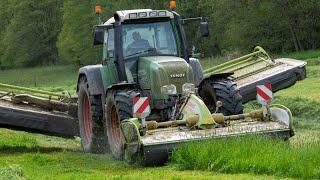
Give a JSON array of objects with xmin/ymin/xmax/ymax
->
[
  {"xmin": 105, "ymin": 82, "xmax": 135, "ymax": 94},
  {"xmin": 77, "ymin": 65, "xmax": 105, "ymax": 96},
  {"xmin": 189, "ymin": 58, "xmax": 204, "ymax": 87},
  {"xmin": 201, "ymin": 72, "xmax": 234, "ymax": 83},
  {"xmin": 189, "ymin": 57, "xmax": 234, "ymax": 87}
]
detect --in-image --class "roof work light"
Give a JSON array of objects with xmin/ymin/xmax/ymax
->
[
  {"xmin": 169, "ymin": 0, "xmax": 177, "ymax": 10},
  {"xmin": 94, "ymin": 5, "xmax": 102, "ymax": 14}
]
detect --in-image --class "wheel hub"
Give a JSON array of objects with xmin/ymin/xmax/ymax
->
[
  {"xmin": 82, "ymin": 93, "xmax": 93, "ymax": 144},
  {"xmin": 110, "ymin": 105, "xmax": 121, "ymax": 149}
]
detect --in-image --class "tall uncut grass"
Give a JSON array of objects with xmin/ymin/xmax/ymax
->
[
  {"xmin": 171, "ymin": 136, "xmax": 320, "ymax": 179},
  {"xmin": 283, "ymin": 49, "xmax": 320, "ymax": 61}
]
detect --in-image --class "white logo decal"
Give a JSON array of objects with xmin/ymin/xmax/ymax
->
[{"xmin": 170, "ymin": 73, "xmax": 185, "ymax": 78}]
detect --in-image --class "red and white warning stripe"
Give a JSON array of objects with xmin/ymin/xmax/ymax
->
[
  {"xmin": 133, "ymin": 96, "xmax": 150, "ymax": 118},
  {"xmin": 256, "ymin": 83, "xmax": 273, "ymax": 104}
]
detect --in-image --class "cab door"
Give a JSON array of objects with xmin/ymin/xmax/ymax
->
[{"xmin": 101, "ymin": 28, "xmax": 119, "ymax": 90}]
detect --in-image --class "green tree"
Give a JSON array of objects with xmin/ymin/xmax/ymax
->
[
  {"xmin": 57, "ymin": 0, "xmax": 166, "ymax": 65},
  {"xmin": 0, "ymin": 0, "xmax": 14, "ymax": 67},
  {"xmin": 277, "ymin": 0, "xmax": 320, "ymax": 51},
  {"xmin": 0, "ymin": 0, "xmax": 62, "ymax": 68},
  {"xmin": 181, "ymin": 0, "xmax": 320, "ymax": 55},
  {"xmin": 1, "ymin": 0, "xmax": 320, "ymax": 68},
  {"xmin": 57, "ymin": 1, "xmax": 99, "ymax": 65}
]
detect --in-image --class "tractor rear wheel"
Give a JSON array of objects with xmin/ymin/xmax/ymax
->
[
  {"xmin": 199, "ymin": 79, "xmax": 243, "ymax": 115},
  {"xmin": 78, "ymin": 76, "xmax": 109, "ymax": 153},
  {"xmin": 105, "ymin": 90, "xmax": 137, "ymax": 160}
]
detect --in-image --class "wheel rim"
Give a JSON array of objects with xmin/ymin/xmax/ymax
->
[
  {"xmin": 82, "ymin": 93, "xmax": 92, "ymax": 144},
  {"xmin": 109, "ymin": 105, "xmax": 121, "ymax": 150}
]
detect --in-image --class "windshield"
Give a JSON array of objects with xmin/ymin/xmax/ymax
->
[{"xmin": 123, "ymin": 21, "xmax": 179, "ymax": 58}]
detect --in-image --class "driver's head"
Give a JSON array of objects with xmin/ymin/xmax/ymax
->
[{"xmin": 132, "ymin": 31, "xmax": 141, "ymax": 41}]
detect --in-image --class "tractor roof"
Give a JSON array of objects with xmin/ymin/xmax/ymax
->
[{"xmin": 104, "ymin": 9, "xmax": 174, "ymax": 26}]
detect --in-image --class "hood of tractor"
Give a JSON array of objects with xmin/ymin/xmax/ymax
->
[{"xmin": 138, "ymin": 56, "xmax": 194, "ymax": 100}]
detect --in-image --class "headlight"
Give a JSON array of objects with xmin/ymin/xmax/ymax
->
[
  {"xmin": 161, "ymin": 84, "xmax": 177, "ymax": 95},
  {"xmin": 182, "ymin": 83, "xmax": 195, "ymax": 94}
]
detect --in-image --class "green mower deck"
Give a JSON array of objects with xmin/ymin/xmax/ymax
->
[{"xmin": 133, "ymin": 120, "xmax": 291, "ymax": 166}]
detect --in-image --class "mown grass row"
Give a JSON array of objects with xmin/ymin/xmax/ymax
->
[{"xmin": 171, "ymin": 136, "xmax": 320, "ymax": 179}]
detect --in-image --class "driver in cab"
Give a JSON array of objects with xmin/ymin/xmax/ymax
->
[{"xmin": 126, "ymin": 31, "xmax": 151, "ymax": 55}]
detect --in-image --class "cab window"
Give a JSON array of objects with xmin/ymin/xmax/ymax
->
[{"xmin": 103, "ymin": 28, "xmax": 115, "ymax": 60}]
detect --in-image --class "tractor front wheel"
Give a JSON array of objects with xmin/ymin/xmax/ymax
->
[
  {"xmin": 78, "ymin": 76, "xmax": 109, "ymax": 153},
  {"xmin": 105, "ymin": 90, "xmax": 137, "ymax": 160}
]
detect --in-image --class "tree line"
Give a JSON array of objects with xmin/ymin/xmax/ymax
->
[{"xmin": 0, "ymin": 0, "xmax": 319, "ymax": 68}]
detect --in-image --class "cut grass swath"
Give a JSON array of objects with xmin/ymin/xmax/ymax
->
[{"xmin": 170, "ymin": 135, "xmax": 320, "ymax": 179}]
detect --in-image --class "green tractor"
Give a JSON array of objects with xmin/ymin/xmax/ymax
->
[{"xmin": 77, "ymin": 7, "xmax": 293, "ymax": 165}]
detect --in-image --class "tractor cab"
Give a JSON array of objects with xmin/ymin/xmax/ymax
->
[
  {"xmin": 94, "ymin": 9, "xmax": 209, "ymax": 99},
  {"xmin": 100, "ymin": 10, "xmax": 183, "ymax": 83}
]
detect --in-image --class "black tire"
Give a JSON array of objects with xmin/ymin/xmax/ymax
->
[
  {"xmin": 115, "ymin": 91, "xmax": 137, "ymax": 119},
  {"xmin": 199, "ymin": 79, "xmax": 243, "ymax": 115},
  {"xmin": 105, "ymin": 90, "xmax": 137, "ymax": 160},
  {"xmin": 78, "ymin": 76, "xmax": 109, "ymax": 153}
]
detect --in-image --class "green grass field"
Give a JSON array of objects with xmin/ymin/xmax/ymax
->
[
  {"xmin": 0, "ymin": 65, "xmax": 79, "ymax": 95},
  {"xmin": 0, "ymin": 50, "xmax": 320, "ymax": 179},
  {"xmin": 0, "ymin": 129, "xmax": 280, "ymax": 179},
  {"xmin": 172, "ymin": 135, "xmax": 320, "ymax": 179}
]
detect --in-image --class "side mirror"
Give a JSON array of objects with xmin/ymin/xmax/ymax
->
[
  {"xmin": 93, "ymin": 30, "xmax": 104, "ymax": 45},
  {"xmin": 200, "ymin": 21, "xmax": 209, "ymax": 37}
]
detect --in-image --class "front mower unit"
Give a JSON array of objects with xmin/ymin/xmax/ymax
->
[{"xmin": 121, "ymin": 93, "xmax": 293, "ymax": 166}]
